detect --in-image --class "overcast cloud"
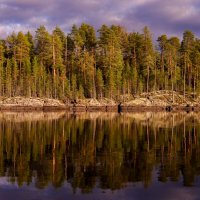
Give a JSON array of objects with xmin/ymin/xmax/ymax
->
[{"xmin": 0, "ymin": 0, "xmax": 199, "ymax": 38}]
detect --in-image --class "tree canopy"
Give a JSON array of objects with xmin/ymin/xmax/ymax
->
[{"xmin": 0, "ymin": 25, "xmax": 200, "ymax": 100}]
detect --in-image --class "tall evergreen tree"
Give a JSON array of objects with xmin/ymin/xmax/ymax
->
[
  {"xmin": 35, "ymin": 26, "xmax": 52, "ymax": 67},
  {"xmin": 181, "ymin": 30, "xmax": 195, "ymax": 98},
  {"xmin": 142, "ymin": 27, "xmax": 154, "ymax": 94},
  {"xmin": 157, "ymin": 35, "xmax": 168, "ymax": 90}
]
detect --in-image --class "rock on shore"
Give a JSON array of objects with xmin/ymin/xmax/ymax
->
[
  {"xmin": 0, "ymin": 90, "xmax": 199, "ymax": 111},
  {"xmin": 122, "ymin": 90, "xmax": 198, "ymax": 107},
  {"xmin": 0, "ymin": 97, "xmax": 66, "ymax": 108}
]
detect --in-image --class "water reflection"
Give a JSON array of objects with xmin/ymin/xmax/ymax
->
[{"xmin": 0, "ymin": 111, "xmax": 199, "ymax": 193}]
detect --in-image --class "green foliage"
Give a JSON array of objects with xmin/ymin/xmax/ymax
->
[
  {"xmin": 5, "ymin": 59, "xmax": 12, "ymax": 96},
  {"xmin": 0, "ymin": 25, "xmax": 200, "ymax": 99},
  {"xmin": 35, "ymin": 26, "xmax": 52, "ymax": 67},
  {"xmin": 96, "ymin": 69, "xmax": 104, "ymax": 98}
]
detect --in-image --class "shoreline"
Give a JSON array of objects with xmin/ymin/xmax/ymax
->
[
  {"xmin": 0, "ymin": 104, "xmax": 198, "ymax": 112},
  {"xmin": 0, "ymin": 92, "xmax": 200, "ymax": 112}
]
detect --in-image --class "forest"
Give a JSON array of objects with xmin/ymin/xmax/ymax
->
[{"xmin": 0, "ymin": 24, "xmax": 199, "ymax": 100}]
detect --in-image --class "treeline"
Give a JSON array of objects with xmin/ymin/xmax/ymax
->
[{"xmin": 0, "ymin": 24, "xmax": 200, "ymax": 100}]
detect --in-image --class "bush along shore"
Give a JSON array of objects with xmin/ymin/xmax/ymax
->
[{"xmin": 0, "ymin": 90, "xmax": 200, "ymax": 112}]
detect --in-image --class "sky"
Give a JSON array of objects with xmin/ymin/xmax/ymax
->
[{"xmin": 0, "ymin": 0, "xmax": 200, "ymax": 38}]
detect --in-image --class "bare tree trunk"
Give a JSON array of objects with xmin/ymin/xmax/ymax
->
[
  {"xmin": 161, "ymin": 50, "xmax": 165, "ymax": 89},
  {"xmin": 147, "ymin": 65, "xmax": 149, "ymax": 94},
  {"xmin": 93, "ymin": 55, "xmax": 96, "ymax": 99},
  {"xmin": 52, "ymin": 37, "xmax": 56, "ymax": 77},
  {"xmin": 65, "ymin": 36, "xmax": 68, "ymax": 63},
  {"xmin": 170, "ymin": 52, "xmax": 174, "ymax": 103},
  {"xmin": 20, "ymin": 47, "xmax": 22, "ymax": 76},
  {"xmin": 52, "ymin": 36, "xmax": 56, "ymax": 98},
  {"xmin": 184, "ymin": 53, "xmax": 186, "ymax": 100}
]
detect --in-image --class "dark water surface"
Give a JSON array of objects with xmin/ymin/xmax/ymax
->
[{"xmin": 0, "ymin": 111, "xmax": 200, "ymax": 200}]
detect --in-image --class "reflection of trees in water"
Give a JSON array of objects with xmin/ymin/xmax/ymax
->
[{"xmin": 0, "ymin": 112, "xmax": 200, "ymax": 191}]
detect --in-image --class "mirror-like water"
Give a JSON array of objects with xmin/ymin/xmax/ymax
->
[{"xmin": 0, "ymin": 112, "xmax": 200, "ymax": 200}]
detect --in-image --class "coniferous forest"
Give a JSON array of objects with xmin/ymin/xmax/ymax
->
[{"xmin": 0, "ymin": 24, "xmax": 199, "ymax": 100}]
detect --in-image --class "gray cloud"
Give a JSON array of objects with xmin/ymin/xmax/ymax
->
[
  {"xmin": 123, "ymin": 0, "xmax": 200, "ymax": 37},
  {"xmin": 0, "ymin": 0, "xmax": 200, "ymax": 38}
]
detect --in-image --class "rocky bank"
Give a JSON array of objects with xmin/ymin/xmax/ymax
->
[{"xmin": 0, "ymin": 91, "xmax": 199, "ymax": 111}]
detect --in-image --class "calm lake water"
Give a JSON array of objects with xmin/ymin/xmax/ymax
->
[{"xmin": 0, "ymin": 111, "xmax": 200, "ymax": 200}]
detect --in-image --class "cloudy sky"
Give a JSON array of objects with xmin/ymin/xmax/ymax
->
[{"xmin": 0, "ymin": 0, "xmax": 199, "ymax": 38}]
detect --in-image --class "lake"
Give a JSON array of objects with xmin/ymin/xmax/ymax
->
[{"xmin": 0, "ymin": 111, "xmax": 200, "ymax": 200}]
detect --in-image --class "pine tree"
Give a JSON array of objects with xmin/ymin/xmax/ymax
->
[
  {"xmin": 96, "ymin": 69, "xmax": 104, "ymax": 99},
  {"xmin": 142, "ymin": 27, "xmax": 155, "ymax": 94},
  {"xmin": 11, "ymin": 58, "xmax": 19, "ymax": 96},
  {"xmin": 26, "ymin": 31, "xmax": 34, "ymax": 62},
  {"xmin": 52, "ymin": 31, "xmax": 65, "ymax": 98},
  {"xmin": 71, "ymin": 74, "xmax": 77, "ymax": 100},
  {"xmin": 191, "ymin": 39, "xmax": 200, "ymax": 97},
  {"xmin": 32, "ymin": 57, "xmax": 39, "ymax": 97},
  {"xmin": 12, "ymin": 32, "xmax": 30, "ymax": 95},
  {"xmin": 157, "ymin": 35, "xmax": 168, "ymax": 90},
  {"xmin": 6, "ymin": 32, "xmax": 17, "ymax": 60},
  {"xmin": 16, "ymin": 32, "xmax": 30, "ymax": 76},
  {"xmin": 132, "ymin": 62, "xmax": 138, "ymax": 94},
  {"xmin": 24, "ymin": 58, "xmax": 32, "ymax": 97},
  {"xmin": 167, "ymin": 37, "xmax": 180, "ymax": 102},
  {"xmin": 181, "ymin": 30, "xmax": 195, "ymax": 98},
  {"xmin": 35, "ymin": 26, "xmax": 52, "ymax": 68},
  {"xmin": 98, "ymin": 25, "xmax": 124, "ymax": 98},
  {"xmin": 5, "ymin": 59, "xmax": 12, "ymax": 97}
]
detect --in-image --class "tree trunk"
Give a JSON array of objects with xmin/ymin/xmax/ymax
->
[
  {"xmin": 184, "ymin": 53, "xmax": 186, "ymax": 100},
  {"xmin": 170, "ymin": 52, "xmax": 174, "ymax": 103},
  {"xmin": 52, "ymin": 36, "xmax": 56, "ymax": 98},
  {"xmin": 161, "ymin": 50, "xmax": 165, "ymax": 89},
  {"xmin": 93, "ymin": 60, "xmax": 96, "ymax": 99},
  {"xmin": 147, "ymin": 65, "xmax": 149, "ymax": 94},
  {"xmin": 194, "ymin": 71, "xmax": 196, "ymax": 100}
]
